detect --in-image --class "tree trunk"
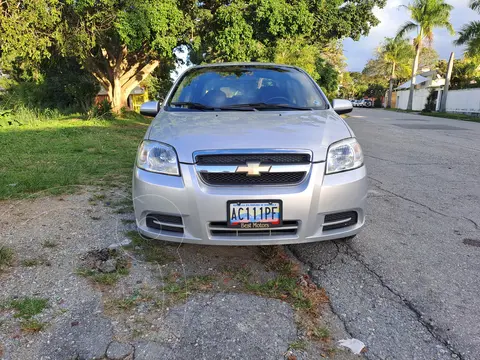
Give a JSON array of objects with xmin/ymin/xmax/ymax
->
[
  {"xmin": 111, "ymin": 75, "xmax": 126, "ymax": 113},
  {"xmin": 387, "ymin": 62, "xmax": 396, "ymax": 109},
  {"xmin": 407, "ymin": 41, "xmax": 422, "ymax": 111},
  {"xmin": 86, "ymin": 48, "xmax": 160, "ymax": 114}
]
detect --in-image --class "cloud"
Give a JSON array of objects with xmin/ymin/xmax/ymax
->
[{"xmin": 343, "ymin": 0, "xmax": 479, "ymax": 71}]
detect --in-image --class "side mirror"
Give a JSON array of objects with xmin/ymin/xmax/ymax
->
[
  {"xmin": 140, "ymin": 101, "xmax": 160, "ymax": 117},
  {"xmin": 332, "ymin": 99, "xmax": 353, "ymax": 115}
]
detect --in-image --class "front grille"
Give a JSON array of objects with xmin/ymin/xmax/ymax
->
[
  {"xmin": 323, "ymin": 211, "xmax": 358, "ymax": 231},
  {"xmin": 196, "ymin": 153, "xmax": 310, "ymax": 165},
  {"xmin": 146, "ymin": 213, "xmax": 184, "ymax": 234},
  {"xmin": 209, "ymin": 220, "xmax": 299, "ymax": 237},
  {"xmin": 200, "ymin": 172, "xmax": 306, "ymax": 185}
]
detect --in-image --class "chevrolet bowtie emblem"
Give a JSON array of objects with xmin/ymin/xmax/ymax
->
[{"xmin": 236, "ymin": 161, "xmax": 271, "ymax": 176}]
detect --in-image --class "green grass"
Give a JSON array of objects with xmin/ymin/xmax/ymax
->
[
  {"xmin": 42, "ymin": 240, "xmax": 58, "ymax": 248},
  {"xmin": 20, "ymin": 319, "xmax": 46, "ymax": 333},
  {"xmin": 384, "ymin": 107, "xmax": 480, "ymax": 122},
  {"xmin": 420, "ymin": 111, "xmax": 480, "ymax": 122},
  {"xmin": 121, "ymin": 219, "xmax": 136, "ymax": 225},
  {"xmin": 21, "ymin": 258, "xmax": 48, "ymax": 267},
  {"xmin": 124, "ymin": 231, "xmax": 175, "ymax": 264},
  {"xmin": 0, "ymin": 246, "xmax": 14, "ymax": 270},
  {"xmin": 246, "ymin": 275, "xmax": 312, "ymax": 310},
  {"xmin": 288, "ymin": 340, "xmax": 307, "ymax": 351},
  {"xmin": 0, "ymin": 111, "xmax": 150, "ymax": 199},
  {"xmin": 9, "ymin": 297, "xmax": 48, "ymax": 319},
  {"xmin": 76, "ymin": 268, "xmax": 127, "ymax": 285},
  {"xmin": 160, "ymin": 275, "xmax": 215, "ymax": 304},
  {"xmin": 383, "ymin": 108, "xmax": 418, "ymax": 113},
  {"xmin": 107, "ymin": 289, "xmax": 154, "ymax": 310},
  {"xmin": 312, "ymin": 326, "xmax": 330, "ymax": 340}
]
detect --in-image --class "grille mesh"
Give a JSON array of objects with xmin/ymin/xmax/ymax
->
[
  {"xmin": 196, "ymin": 153, "xmax": 310, "ymax": 165},
  {"xmin": 209, "ymin": 220, "xmax": 299, "ymax": 237},
  {"xmin": 200, "ymin": 172, "xmax": 306, "ymax": 185}
]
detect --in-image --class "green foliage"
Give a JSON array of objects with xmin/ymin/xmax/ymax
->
[
  {"xmin": 436, "ymin": 58, "xmax": 480, "ymax": 89},
  {"xmin": 365, "ymin": 83, "xmax": 387, "ymax": 99},
  {"xmin": 0, "ymin": 0, "xmax": 385, "ymax": 110},
  {"xmin": 272, "ymin": 37, "xmax": 339, "ymax": 96},
  {"xmin": 144, "ymin": 60, "xmax": 177, "ymax": 99},
  {"xmin": 423, "ymin": 89, "xmax": 437, "ymax": 112},
  {"xmin": 88, "ymin": 99, "xmax": 113, "ymax": 119},
  {"xmin": 419, "ymin": 47, "xmax": 440, "ymax": 70},
  {"xmin": 454, "ymin": 1, "xmax": 480, "ymax": 57},
  {"xmin": 349, "ymin": 72, "xmax": 369, "ymax": 98},
  {"xmin": 381, "ymin": 37, "xmax": 414, "ymax": 78},
  {"xmin": 374, "ymin": 98, "xmax": 383, "ymax": 108},
  {"xmin": 0, "ymin": 0, "xmax": 62, "ymax": 79},
  {"xmin": 1, "ymin": 56, "xmax": 99, "ymax": 115},
  {"xmin": 397, "ymin": 0, "xmax": 455, "ymax": 46},
  {"xmin": 308, "ymin": 0, "xmax": 387, "ymax": 41}
]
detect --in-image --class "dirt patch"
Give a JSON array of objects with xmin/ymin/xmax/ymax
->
[{"xmin": 0, "ymin": 188, "xmax": 357, "ymax": 359}]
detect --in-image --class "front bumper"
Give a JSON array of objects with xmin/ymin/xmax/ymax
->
[{"xmin": 132, "ymin": 163, "xmax": 367, "ymax": 245}]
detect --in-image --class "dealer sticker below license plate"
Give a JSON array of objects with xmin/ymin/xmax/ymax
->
[{"xmin": 227, "ymin": 200, "xmax": 283, "ymax": 228}]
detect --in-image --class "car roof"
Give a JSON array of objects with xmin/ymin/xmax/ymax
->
[{"xmin": 191, "ymin": 62, "xmax": 302, "ymax": 71}]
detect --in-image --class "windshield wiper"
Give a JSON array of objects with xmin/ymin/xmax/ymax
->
[
  {"xmin": 169, "ymin": 102, "xmax": 215, "ymax": 111},
  {"xmin": 221, "ymin": 103, "xmax": 313, "ymax": 111}
]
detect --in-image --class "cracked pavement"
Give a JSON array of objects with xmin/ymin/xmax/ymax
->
[{"xmin": 290, "ymin": 109, "xmax": 480, "ymax": 359}]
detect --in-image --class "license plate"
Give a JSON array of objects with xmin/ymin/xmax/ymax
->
[{"xmin": 227, "ymin": 200, "xmax": 283, "ymax": 228}]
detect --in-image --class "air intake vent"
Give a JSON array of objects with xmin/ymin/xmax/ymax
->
[
  {"xmin": 323, "ymin": 211, "xmax": 358, "ymax": 231},
  {"xmin": 146, "ymin": 213, "xmax": 184, "ymax": 234}
]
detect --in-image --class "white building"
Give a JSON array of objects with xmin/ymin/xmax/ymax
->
[{"xmin": 394, "ymin": 70, "xmax": 445, "ymax": 111}]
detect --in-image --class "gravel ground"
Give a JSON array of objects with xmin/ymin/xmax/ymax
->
[{"xmin": 0, "ymin": 188, "xmax": 359, "ymax": 360}]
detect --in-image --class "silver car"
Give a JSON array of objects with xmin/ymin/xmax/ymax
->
[{"xmin": 133, "ymin": 63, "xmax": 367, "ymax": 245}]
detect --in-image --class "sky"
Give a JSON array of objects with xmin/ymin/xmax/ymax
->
[{"xmin": 343, "ymin": 0, "xmax": 479, "ymax": 71}]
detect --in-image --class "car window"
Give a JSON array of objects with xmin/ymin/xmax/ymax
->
[{"xmin": 167, "ymin": 65, "xmax": 327, "ymax": 110}]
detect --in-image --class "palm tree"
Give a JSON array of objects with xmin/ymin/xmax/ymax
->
[
  {"xmin": 454, "ymin": 1, "xmax": 480, "ymax": 57},
  {"xmin": 381, "ymin": 37, "xmax": 414, "ymax": 108},
  {"xmin": 397, "ymin": 0, "xmax": 454, "ymax": 110}
]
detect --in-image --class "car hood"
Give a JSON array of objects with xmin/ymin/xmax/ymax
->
[{"xmin": 147, "ymin": 110, "xmax": 352, "ymax": 163}]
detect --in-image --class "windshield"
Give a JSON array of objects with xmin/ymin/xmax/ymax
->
[{"xmin": 166, "ymin": 65, "xmax": 327, "ymax": 111}]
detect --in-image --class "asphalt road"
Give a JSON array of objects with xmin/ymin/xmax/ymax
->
[{"xmin": 290, "ymin": 108, "xmax": 480, "ymax": 360}]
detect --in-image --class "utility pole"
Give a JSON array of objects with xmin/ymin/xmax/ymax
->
[{"xmin": 440, "ymin": 52, "xmax": 454, "ymax": 112}]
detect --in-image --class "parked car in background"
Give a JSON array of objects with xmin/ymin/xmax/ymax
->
[{"xmin": 134, "ymin": 63, "xmax": 366, "ymax": 246}]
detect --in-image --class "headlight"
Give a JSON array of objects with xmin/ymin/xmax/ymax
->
[
  {"xmin": 136, "ymin": 140, "xmax": 180, "ymax": 176},
  {"xmin": 326, "ymin": 138, "xmax": 364, "ymax": 174}
]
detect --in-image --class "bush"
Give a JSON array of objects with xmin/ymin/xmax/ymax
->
[
  {"xmin": 374, "ymin": 98, "xmax": 383, "ymax": 108},
  {"xmin": 87, "ymin": 99, "xmax": 113, "ymax": 119},
  {"xmin": 423, "ymin": 90, "xmax": 437, "ymax": 112},
  {"xmin": 0, "ymin": 56, "xmax": 99, "ymax": 115}
]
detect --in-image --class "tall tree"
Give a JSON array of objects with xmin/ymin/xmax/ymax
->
[
  {"xmin": 454, "ymin": 1, "xmax": 480, "ymax": 57},
  {"xmin": 59, "ymin": 0, "xmax": 188, "ymax": 112},
  {"xmin": 1, "ymin": 0, "xmax": 386, "ymax": 112},
  {"xmin": 380, "ymin": 37, "xmax": 414, "ymax": 107},
  {"xmin": 0, "ymin": 0, "xmax": 62, "ymax": 80},
  {"xmin": 397, "ymin": 0, "xmax": 454, "ymax": 110},
  {"xmin": 0, "ymin": 0, "xmax": 188, "ymax": 112}
]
